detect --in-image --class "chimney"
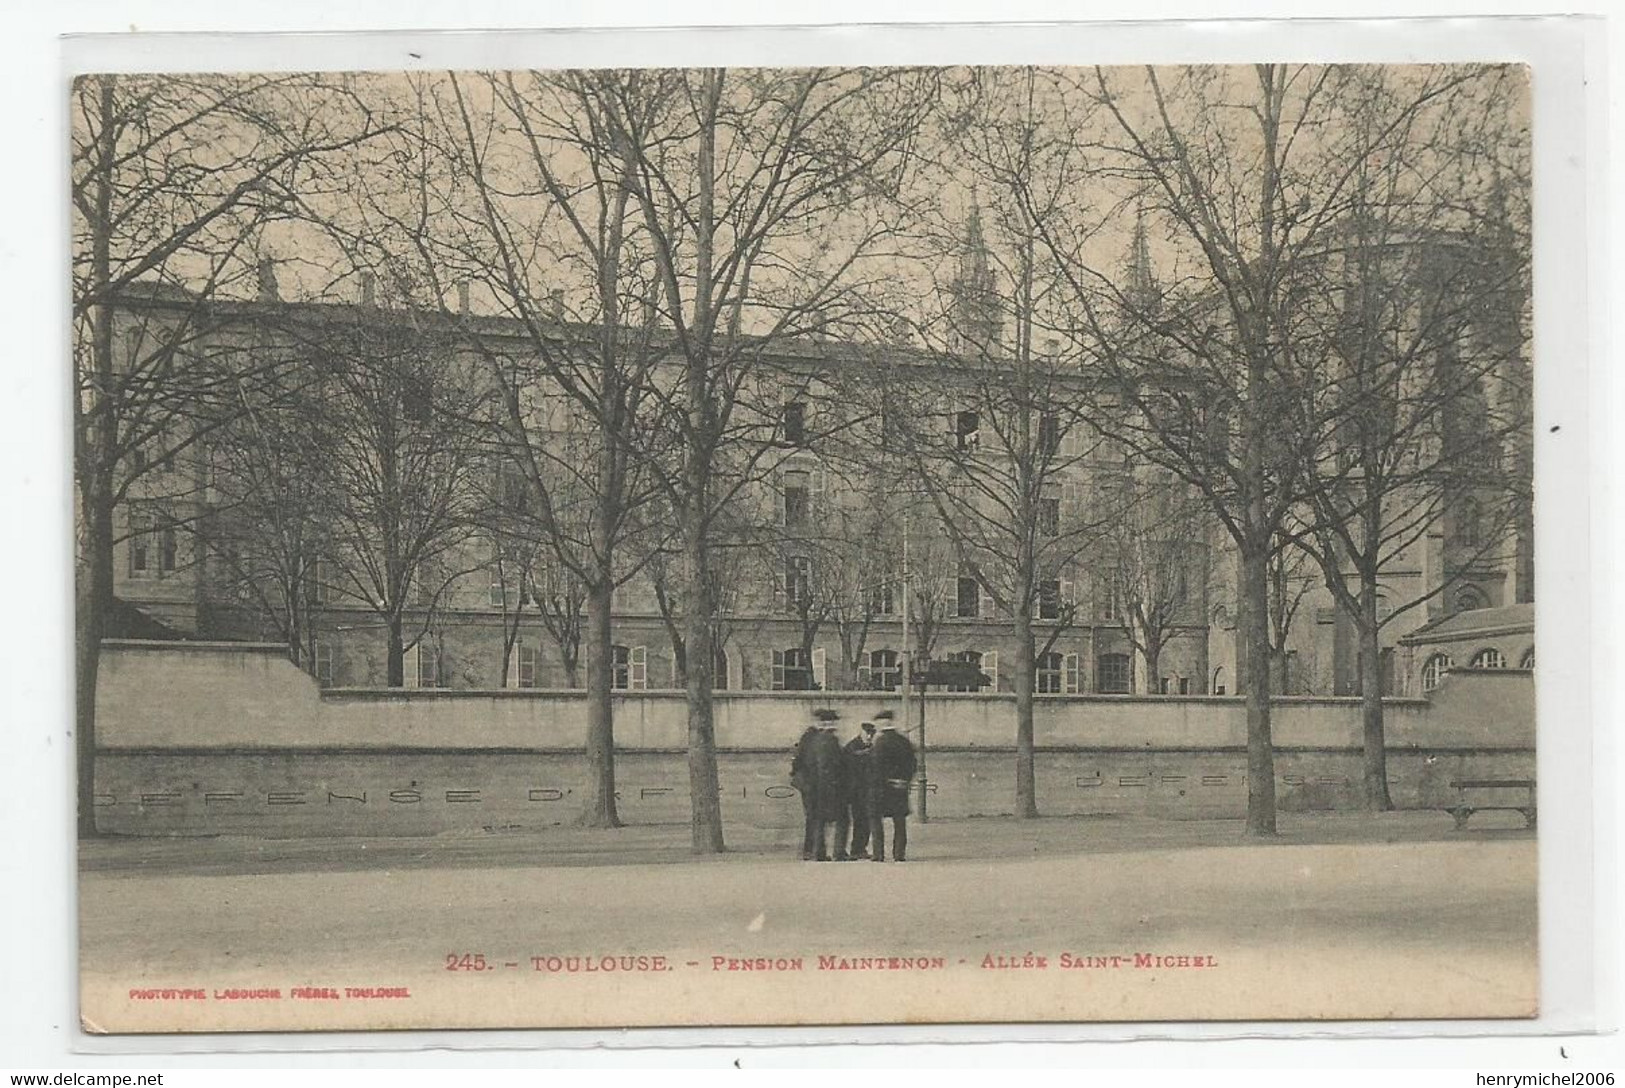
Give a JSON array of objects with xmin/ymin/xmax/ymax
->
[
  {"xmin": 457, "ymin": 281, "xmax": 471, "ymax": 315},
  {"xmin": 360, "ymin": 272, "xmax": 376, "ymax": 307},
  {"xmin": 548, "ymin": 288, "xmax": 564, "ymax": 323},
  {"xmin": 256, "ymin": 257, "xmax": 279, "ymax": 302}
]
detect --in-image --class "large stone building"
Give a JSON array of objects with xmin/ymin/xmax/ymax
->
[{"xmin": 104, "ymin": 225, "xmax": 1531, "ymax": 701}]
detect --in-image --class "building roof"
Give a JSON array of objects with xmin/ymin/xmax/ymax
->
[
  {"xmin": 105, "ymin": 597, "xmax": 190, "ymax": 640},
  {"xmin": 1399, "ymin": 602, "xmax": 1533, "ymax": 646}
]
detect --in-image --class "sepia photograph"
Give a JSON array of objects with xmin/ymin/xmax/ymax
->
[{"xmin": 71, "ymin": 60, "xmax": 1539, "ymax": 1033}]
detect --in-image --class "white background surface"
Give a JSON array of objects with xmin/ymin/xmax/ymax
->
[{"xmin": 1, "ymin": 1, "xmax": 1618, "ymax": 1075}]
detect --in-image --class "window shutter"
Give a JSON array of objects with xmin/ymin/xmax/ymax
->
[
  {"xmin": 771, "ymin": 649, "xmax": 786, "ymax": 691},
  {"xmin": 629, "ymin": 645, "xmax": 647, "ymax": 691},
  {"xmin": 404, "ymin": 644, "xmax": 421, "ymax": 690},
  {"xmin": 811, "ymin": 469, "xmax": 826, "ymax": 510},
  {"xmin": 811, "ymin": 647, "xmax": 827, "ymax": 691},
  {"xmin": 1061, "ymin": 579, "xmax": 1075, "ymax": 609},
  {"xmin": 983, "ymin": 650, "xmax": 999, "ymax": 691},
  {"xmin": 1064, "ymin": 652, "xmax": 1081, "ymax": 694},
  {"xmin": 773, "ymin": 565, "xmax": 786, "ymax": 611},
  {"xmin": 979, "ymin": 581, "xmax": 995, "ymax": 619}
]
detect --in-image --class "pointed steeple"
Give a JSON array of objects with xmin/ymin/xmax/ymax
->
[
  {"xmin": 950, "ymin": 192, "xmax": 1002, "ymax": 356},
  {"xmin": 1126, "ymin": 201, "xmax": 1158, "ymax": 310}
]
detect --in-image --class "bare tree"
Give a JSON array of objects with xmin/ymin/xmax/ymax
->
[
  {"xmin": 1278, "ymin": 65, "xmax": 1531, "ymax": 809},
  {"xmin": 200, "ymin": 341, "xmax": 336, "ymax": 672},
  {"xmin": 297, "ymin": 72, "xmax": 677, "ymax": 824},
  {"xmin": 530, "ymin": 560, "xmax": 589, "ymax": 688},
  {"xmin": 820, "ymin": 489, "xmax": 897, "ymax": 690},
  {"xmin": 893, "ymin": 67, "xmax": 1118, "ymax": 817},
  {"xmin": 577, "ymin": 67, "xmax": 938, "ymax": 851},
  {"xmin": 1101, "ymin": 471, "xmax": 1211, "ymax": 694},
  {"xmin": 71, "ymin": 72, "xmax": 388, "ymax": 836},
  {"xmin": 1031, "ymin": 65, "xmax": 1407, "ymax": 834},
  {"xmin": 298, "ymin": 302, "xmax": 490, "ymax": 686},
  {"xmin": 1266, "ymin": 535, "xmax": 1320, "ymax": 695}
]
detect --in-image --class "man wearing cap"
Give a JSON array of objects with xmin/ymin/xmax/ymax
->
[
  {"xmin": 790, "ymin": 709, "xmax": 846, "ymax": 861},
  {"xmin": 867, "ymin": 711, "xmax": 917, "ymax": 862},
  {"xmin": 835, "ymin": 721, "xmax": 877, "ymax": 860}
]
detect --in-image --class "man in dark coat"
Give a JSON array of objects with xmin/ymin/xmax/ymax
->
[
  {"xmin": 835, "ymin": 721, "xmax": 877, "ymax": 860},
  {"xmin": 790, "ymin": 710, "xmax": 846, "ymax": 861},
  {"xmin": 867, "ymin": 713, "xmax": 917, "ymax": 862}
]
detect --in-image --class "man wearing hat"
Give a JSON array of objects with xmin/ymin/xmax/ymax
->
[
  {"xmin": 867, "ymin": 710, "xmax": 917, "ymax": 862},
  {"xmin": 835, "ymin": 720, "xmax": 877, "ymax": 860},
  {"xmin": 790, "ymin": 708, "xmax": 846, "ymax": 861}
]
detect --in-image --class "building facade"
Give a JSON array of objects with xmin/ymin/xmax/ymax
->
[{"xmin": 104, "ymin": 231, "xmax": 1530, "ymax": 701}]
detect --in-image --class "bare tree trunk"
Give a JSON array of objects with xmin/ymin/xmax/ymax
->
[
  {"xmin": 387, "ymin": 615, "xmax": 405, "ymax": 687},
  {"xmin": 1013, "ymin": 606, "xmax": 1039, "ymax": 819},
  {"xmin": 1143, "ymin": 638, "xmax": 1164, "ymax": 695},
  {"xmin": 681, "ymin": 68, "xmax": 726, "ymax": 854},
  {"xmin": 683, "ymin": 508, "xmax": 723, "ymax": 852},
  {"xmin": 1270, "ymin": 647, "xmax": 1289, "ymax": 695},
  {"xmin": 76, "ymin": 78, "xmax": 117, "ymax": 839},
  {"xmin": 1241, "ymin": 540, "xmax": 1278, "ymax": 835},
  {"xmin": 1358, "ymin": 575, "xmax": 1393, "ymax": 811},
  {"xmin": 76, "ymin": 482, "xmax": 113, "ymax": 839},
  {"xmin": 580, "ymin": 578, "xmax": 621, "ymax": 826},
  {"xmin": 1240, "ymin": 64, "xmax": 1283, "ymax": 837}
]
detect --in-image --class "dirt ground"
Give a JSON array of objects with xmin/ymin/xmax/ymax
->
[{"xmin": 77, "ymin": 811, "xmax": 1538, "ymax": 1032}]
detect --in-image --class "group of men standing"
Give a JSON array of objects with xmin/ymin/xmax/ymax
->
[{"xmin": 790, "ymin": 708, "xmax": 918, "ymax": 862}]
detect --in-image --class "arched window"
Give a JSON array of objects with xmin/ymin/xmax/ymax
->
[
  {"xmin": 1036, "ymin": 651, "xmax": 1064, "ymax": 694},
  {"xmin": 1422, "ymin": 653, "xmax": 1452, "ymax": 692},
  {"xmin": 1471, "ymin": 647, "xmax": 1506, "ymax": 669},
  {"xmin": 1519, "ymin": 647, "xmax": 1535, "ymax": 669},
  {"xmin": 1096, "ymin": 652, "xmax": 1131, "ymax": 694},
  {"xmin": 1454, "ymin": 584, "xmax": 1487, "ymax": 613},
  {"xmin": 713, "ymin": 644, "xmax": 731, "ymax": 690},
  {"xmin": 1211, "ymin": 666, "xmax": 1227, "ymax": 696}
]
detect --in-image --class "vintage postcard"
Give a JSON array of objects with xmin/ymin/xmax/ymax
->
[{"xmin": 73, "ymin": 61, "xmax": 1537, "ymax": 1033}]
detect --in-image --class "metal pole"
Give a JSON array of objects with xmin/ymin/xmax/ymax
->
[
  {"xmin": 918, "ymin": 679, "xmax": 928, "ymax": 823},
  {"xmin": 900, "ymin": 505, "xmax": 910, "ymax": 738},
  {"xmin": 902, "ymin": 503, "xmax": 925, "ymax": 821}
]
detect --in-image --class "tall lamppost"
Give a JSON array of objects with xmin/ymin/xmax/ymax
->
[{"xmin": 895, "ymin": 486, "xmax": 932, "ymax": 822}]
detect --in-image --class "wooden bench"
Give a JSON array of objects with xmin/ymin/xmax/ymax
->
[{"xmin": 1444, "ymin": 778, "xmax": 1536, "ymax": 830}]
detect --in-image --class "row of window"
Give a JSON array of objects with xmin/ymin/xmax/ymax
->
[
  {"xmin": 189, "ymin": 546, "xmax": 1144, "ymax": 625},
  {"xmin": 315, "ymin": 640, "xmax": 1157, "ymax": 695},
  {"xmin": 778, "ymin": 401, "xmax": 1079, "ymax": 460},
  {"xmin": 1419, "ymin": 646, "xmax": 1534, "ymax": 691}
]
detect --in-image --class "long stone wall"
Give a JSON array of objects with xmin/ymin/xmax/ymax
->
[{"xmin": 93, "ymin": 640, "xmax": 1535, "ymax": 836}]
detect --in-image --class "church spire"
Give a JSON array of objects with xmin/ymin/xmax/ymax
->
[
  {"xmin": 950, "ymin": 193, "xmax": 1002, "ymax": 356},
  {"xmin": 1126, "ymin": 201, "xmax": 1157, "ymax": 309}
]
